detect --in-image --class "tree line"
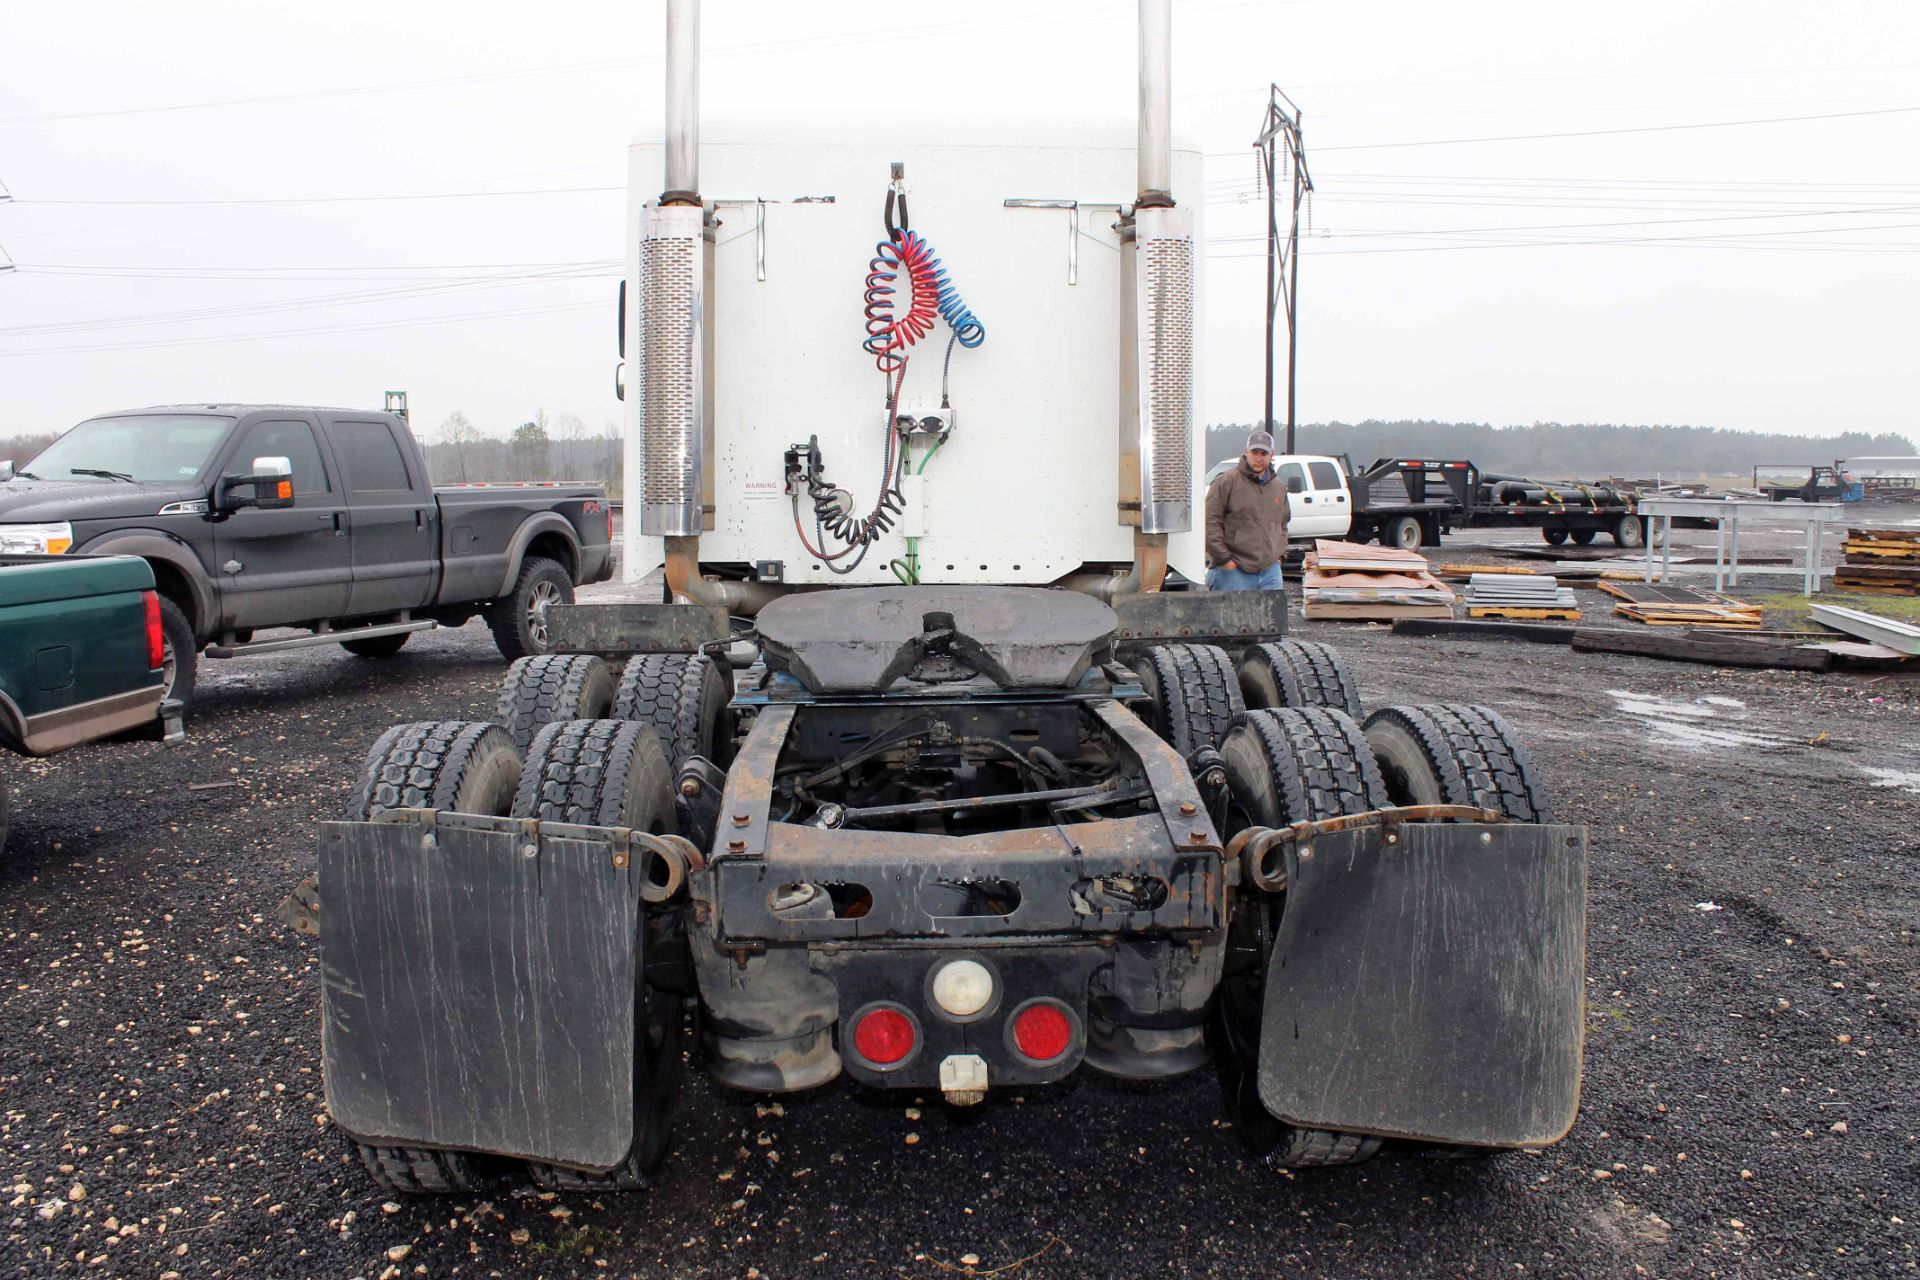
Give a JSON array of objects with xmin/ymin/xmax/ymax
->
[{"xmin": 1205, "ymin": 420, "xmax": 1917, "ymax": 480}]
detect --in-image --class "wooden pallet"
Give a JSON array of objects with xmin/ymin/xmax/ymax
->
[
  {"xmin": 1833, "ymin": 563, "xmax": 1920, "ymax": 583},
  {"xmin": 1599, "ymin": 580, "xmax": 1756, "ymax": 608},
  {"xmin": 1842, "ymin": 543, "xmax": 1920, "ymax": 560},
  {"xmin": 1831, "ymin": 578, "xmax": 1920, "ymax": 597},
  {"xmin": 1467, "ymin": 606, "xmax": 1581, "ymax": 621},
  {"xmin": 1614, "ymin": 603, "xmax": 1763, "ymax": 627}
]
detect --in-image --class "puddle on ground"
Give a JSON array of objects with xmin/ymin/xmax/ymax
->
[
  {"xmin": 1858, "ymin": 767, "xmax": 1920, "ymax": 795},
  {"xmin": 1603, "ymin": 689, "xmax": 1796, "ymax": 752}
]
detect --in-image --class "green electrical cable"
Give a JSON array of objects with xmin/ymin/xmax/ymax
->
[{"xmin": 888, "ymin": 435, "xmax": 947, "ymax": 584}]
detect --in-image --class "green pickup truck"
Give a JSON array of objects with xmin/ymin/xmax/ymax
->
[{"xmin": 0, "ymin": 553, "xmax": 178, "ymax": 852}]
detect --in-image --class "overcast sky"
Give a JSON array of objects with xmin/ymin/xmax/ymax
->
[{"xmin": 2, "ymin": 0, "xmax": 1915, "ymax": 443}]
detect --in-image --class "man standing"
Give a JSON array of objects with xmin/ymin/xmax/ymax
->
[{"xmin": 1204, "ymin": 430, "xmax": 1290, "ymax": 591}]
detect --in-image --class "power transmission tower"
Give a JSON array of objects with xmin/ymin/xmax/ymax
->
[{"xmin": 1254, "ymin": 87, "xmax": 1312, "ymax": 453}]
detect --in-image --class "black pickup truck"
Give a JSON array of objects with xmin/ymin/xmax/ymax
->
[{"xmin": 0, "ymin": 405, "xmax": 613, "ymax": 706}]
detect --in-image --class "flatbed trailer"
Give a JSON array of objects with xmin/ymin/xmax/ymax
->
[{"xmin": 1343, "ymin": 457, "xmax": 1646, "ymax": 550}]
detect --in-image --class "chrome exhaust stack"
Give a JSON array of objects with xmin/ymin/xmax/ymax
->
[
  {"xmin": 1115, "ymin": 0, "xmax": 1193, "ymax": 589},
  {"xmin": 642, "ymin": 0, "xmax": 719, "ymax": 605}
]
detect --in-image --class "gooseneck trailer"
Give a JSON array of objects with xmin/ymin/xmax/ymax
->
[{"xmin": 303, "ymin": 0, "xmax": 1590, "ymax": 1193}]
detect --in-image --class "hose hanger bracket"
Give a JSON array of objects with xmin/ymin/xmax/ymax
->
[{"xmin": 885, "ymin": 162, "xmax": 910, "ymax": 239}]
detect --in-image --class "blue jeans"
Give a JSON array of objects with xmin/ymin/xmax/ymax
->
[{"xmin": 1206, "ymin": 562, "xmax": 1282, "ymax": 591}]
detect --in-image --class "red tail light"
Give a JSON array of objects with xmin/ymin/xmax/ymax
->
[
  {"xmin": 143, "ymin": 590, "xmax": 164, "ymax": 671},
  {"xmin": 1010, "ymin": 1001, "xmax": 1073, "ymax": 1063},
  {"xmin": 851, "ymin": 1006, "xmax": 917, "ymax": 1066},
  {"xmin": 606, "ymin": 503, "xmax": 614, "ymax": 544}
]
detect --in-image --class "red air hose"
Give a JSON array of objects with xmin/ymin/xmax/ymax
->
[{"xmin": 863, "ymin": 232, "xmax": 943, "ymax": 373}]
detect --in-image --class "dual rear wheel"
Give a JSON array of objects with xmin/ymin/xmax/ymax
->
[
  {"xmin": 339, "ymin": 710, "xmax": 693, "ymax": 1195},
  {"xmin": 1209, "ymin": 698, "xmax": 1548, "ymax": 1169},
  {"xmin": 1131, "ymin": 640, "xmax": 1546, "ymax": 1170}
]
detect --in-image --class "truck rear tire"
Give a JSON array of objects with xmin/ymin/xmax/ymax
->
[
  {"xmin": 1384, "ymin": 515, "xmax": 1423, "ymax": 551},
  {"xmin": 513, "ymin": 719, "xmax": 683, "ymax": 1190},
  {"xmin": 1568, "ymin": 529, "xmax": 1596, "ymax": 546},
  {"xmin": 1362, "ymin": 704, "xmax": 1550, "ymax": 822},
  {"xmin": 1611, "ymin": 514, "xmax": 1646, "ymax": 549},
  {"xmin": 1212, "ymin": 708, "xmax": 1388, "ymax": 1170},
  {"xmin": 1541, "ymin": 527, "xmax": 1569, "ymax": 546},
  {"xmin": 341, "ymin": 632, "xmax": 411, "ymax": 658},
  {"xmin": 496, "ymin": 654, "xmax": 616, "ymax": 751},
  {"xmin": 487, "ymin": 555, "xmax": 573, "ymax": 661},
  {"xmin": 1133, "ymin": 643, "xmax": 1243, "ymax": 757},
  {"xmin": 353, "ymin": 1144, "xmax": 481, "ymax": 1195},
  {"xmin": 614, "ymin": 653, "xmax": 735, "ymax": 770},
  {"xmin": 1237, "ymin": 640, "xmax": 1361, "ymax": 719},
  {"xmin": 344, "ymin": 720, "xmax": 522, "ymax": 820},
  {"xmin": 156, "ymin": 596, "xmax": 197, "ymax": 708}
]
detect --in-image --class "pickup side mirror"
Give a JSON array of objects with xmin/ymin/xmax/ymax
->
[
  {"xmin": 217, "ymin": 456, "xmax": 296, "ymax": 512},
  {"xmin": 0, "ymin": 460, "xmax": 13, "ymax": 482},
  {"xmin": 1286, "ymin": 476, "xmax": 1305, "ymax": 494}
]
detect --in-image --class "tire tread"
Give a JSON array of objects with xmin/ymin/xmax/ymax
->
[
  {"xmin": 613, "ymin": 653, "xmax": 730, "ymax": 769},
  {"xmin": 1140, "ymin": 643, "xmax": 1244, "ymax": 756},
  {"xmin": 344, "ymin": 720, "xmax": 521, "ymax": 820},
  {"xmin": 1240, "ymin": 640, "xmax": 1362, "ymax": 718},
  {"xmin": 1363, "ymin": 704, "xmax": 1549, "ymax": 822},
  {"xmin": 495, "ymin": 654, "xmax": 615, "ymax": 751},
  {"xmin": 354, "ymin": 1143, "xmax": 479, "ymax": 1194}
]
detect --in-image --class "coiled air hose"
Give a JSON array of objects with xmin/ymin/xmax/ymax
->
[{"xmin": 795, "ymin": 174, "xmax": 986, "ymax": 575}]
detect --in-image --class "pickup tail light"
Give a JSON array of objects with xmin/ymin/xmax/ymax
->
[{"xmin": 143, "ymin": 591, "xmax": 164, "ymax": 671}]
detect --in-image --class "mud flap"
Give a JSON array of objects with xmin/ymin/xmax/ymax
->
[
  {"xmin": 318, "ymin": 816, "xmax": 644, "ymax": 1170},
  {"xmin": 1257, "ymin": 822, "xmax": 1587, "ymax": 1148}
]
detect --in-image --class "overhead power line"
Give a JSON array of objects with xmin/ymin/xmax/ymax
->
[
  {"xmin": 13, "ymin": 258, "xmax": 619, "ymax": 281},
  {"xmin": 1204, "ymin": 104, "xmax": 1920, "ymax": 158},
  {"xmin": 10, "ymin": 186, "xmax": 623, "ymax": 207},
  {"xmin": 0, "ymin": 299, "xmax": 605, "ymax": 358},
  {"xmin": 0, "ymin": 266, "xmax": 614, "ymax": 338},
  {"xmin": 1205, "ymin": 218, "xmax": 1920, "ymax": 257},
  {"xmin": 1208, "ymin": 201, "xmax": 1920, "ymax": 245},
  {"xmin": 0, "ymin": 0, "xmax": 1199, "ymax": 127}
]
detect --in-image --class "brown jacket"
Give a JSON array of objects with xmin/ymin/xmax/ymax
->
[{"xmin": 1205, "ymin": 459, "xmax": 1291, "ymax": 572}]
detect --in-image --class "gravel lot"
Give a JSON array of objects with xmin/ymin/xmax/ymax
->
[{"xmin": 1, "ymin": 523, "xmax": 1916, "ymax": 1279}]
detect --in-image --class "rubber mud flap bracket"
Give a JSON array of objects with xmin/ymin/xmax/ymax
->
[{"xmin": 1256, "ymin": 821, "xmax": 1588, "ymax": 1148}]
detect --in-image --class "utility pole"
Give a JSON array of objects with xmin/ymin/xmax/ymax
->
[{"xmin": 1254, "ymin": 87, "xmax": 1311, "ymax": 453}]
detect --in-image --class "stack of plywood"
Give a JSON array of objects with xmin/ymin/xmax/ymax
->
[
  {"xmin": 1599, "ymin": 580, "xmax": 1764, "ymax": 628},
  {"xmin": 1833, "ymin": 527, "xmax": 1920, "ymax": 596},
  {"xmin": 1301, "ymin": 540, "xmax": 1456, "ymax": 621}
]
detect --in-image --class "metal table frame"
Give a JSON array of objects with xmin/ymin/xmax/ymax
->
[{"xmin": 1636, "ymin": 498, "xmax": 1848, "ymax": 596}]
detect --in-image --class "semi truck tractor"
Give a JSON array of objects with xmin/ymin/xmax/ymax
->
[{"xmin": 305, "ymin": 0, "xmax": 1589, "ymax": 1193}]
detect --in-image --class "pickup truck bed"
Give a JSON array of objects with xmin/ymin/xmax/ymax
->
[{"xmin": 0, "ymin": 553, "xmax": 173, "ymax": 853}]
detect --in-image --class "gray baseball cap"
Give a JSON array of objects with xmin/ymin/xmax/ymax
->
[{"xmin": 1246, "ymin": 430, "xmax": 1275, "ymax": 452}]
